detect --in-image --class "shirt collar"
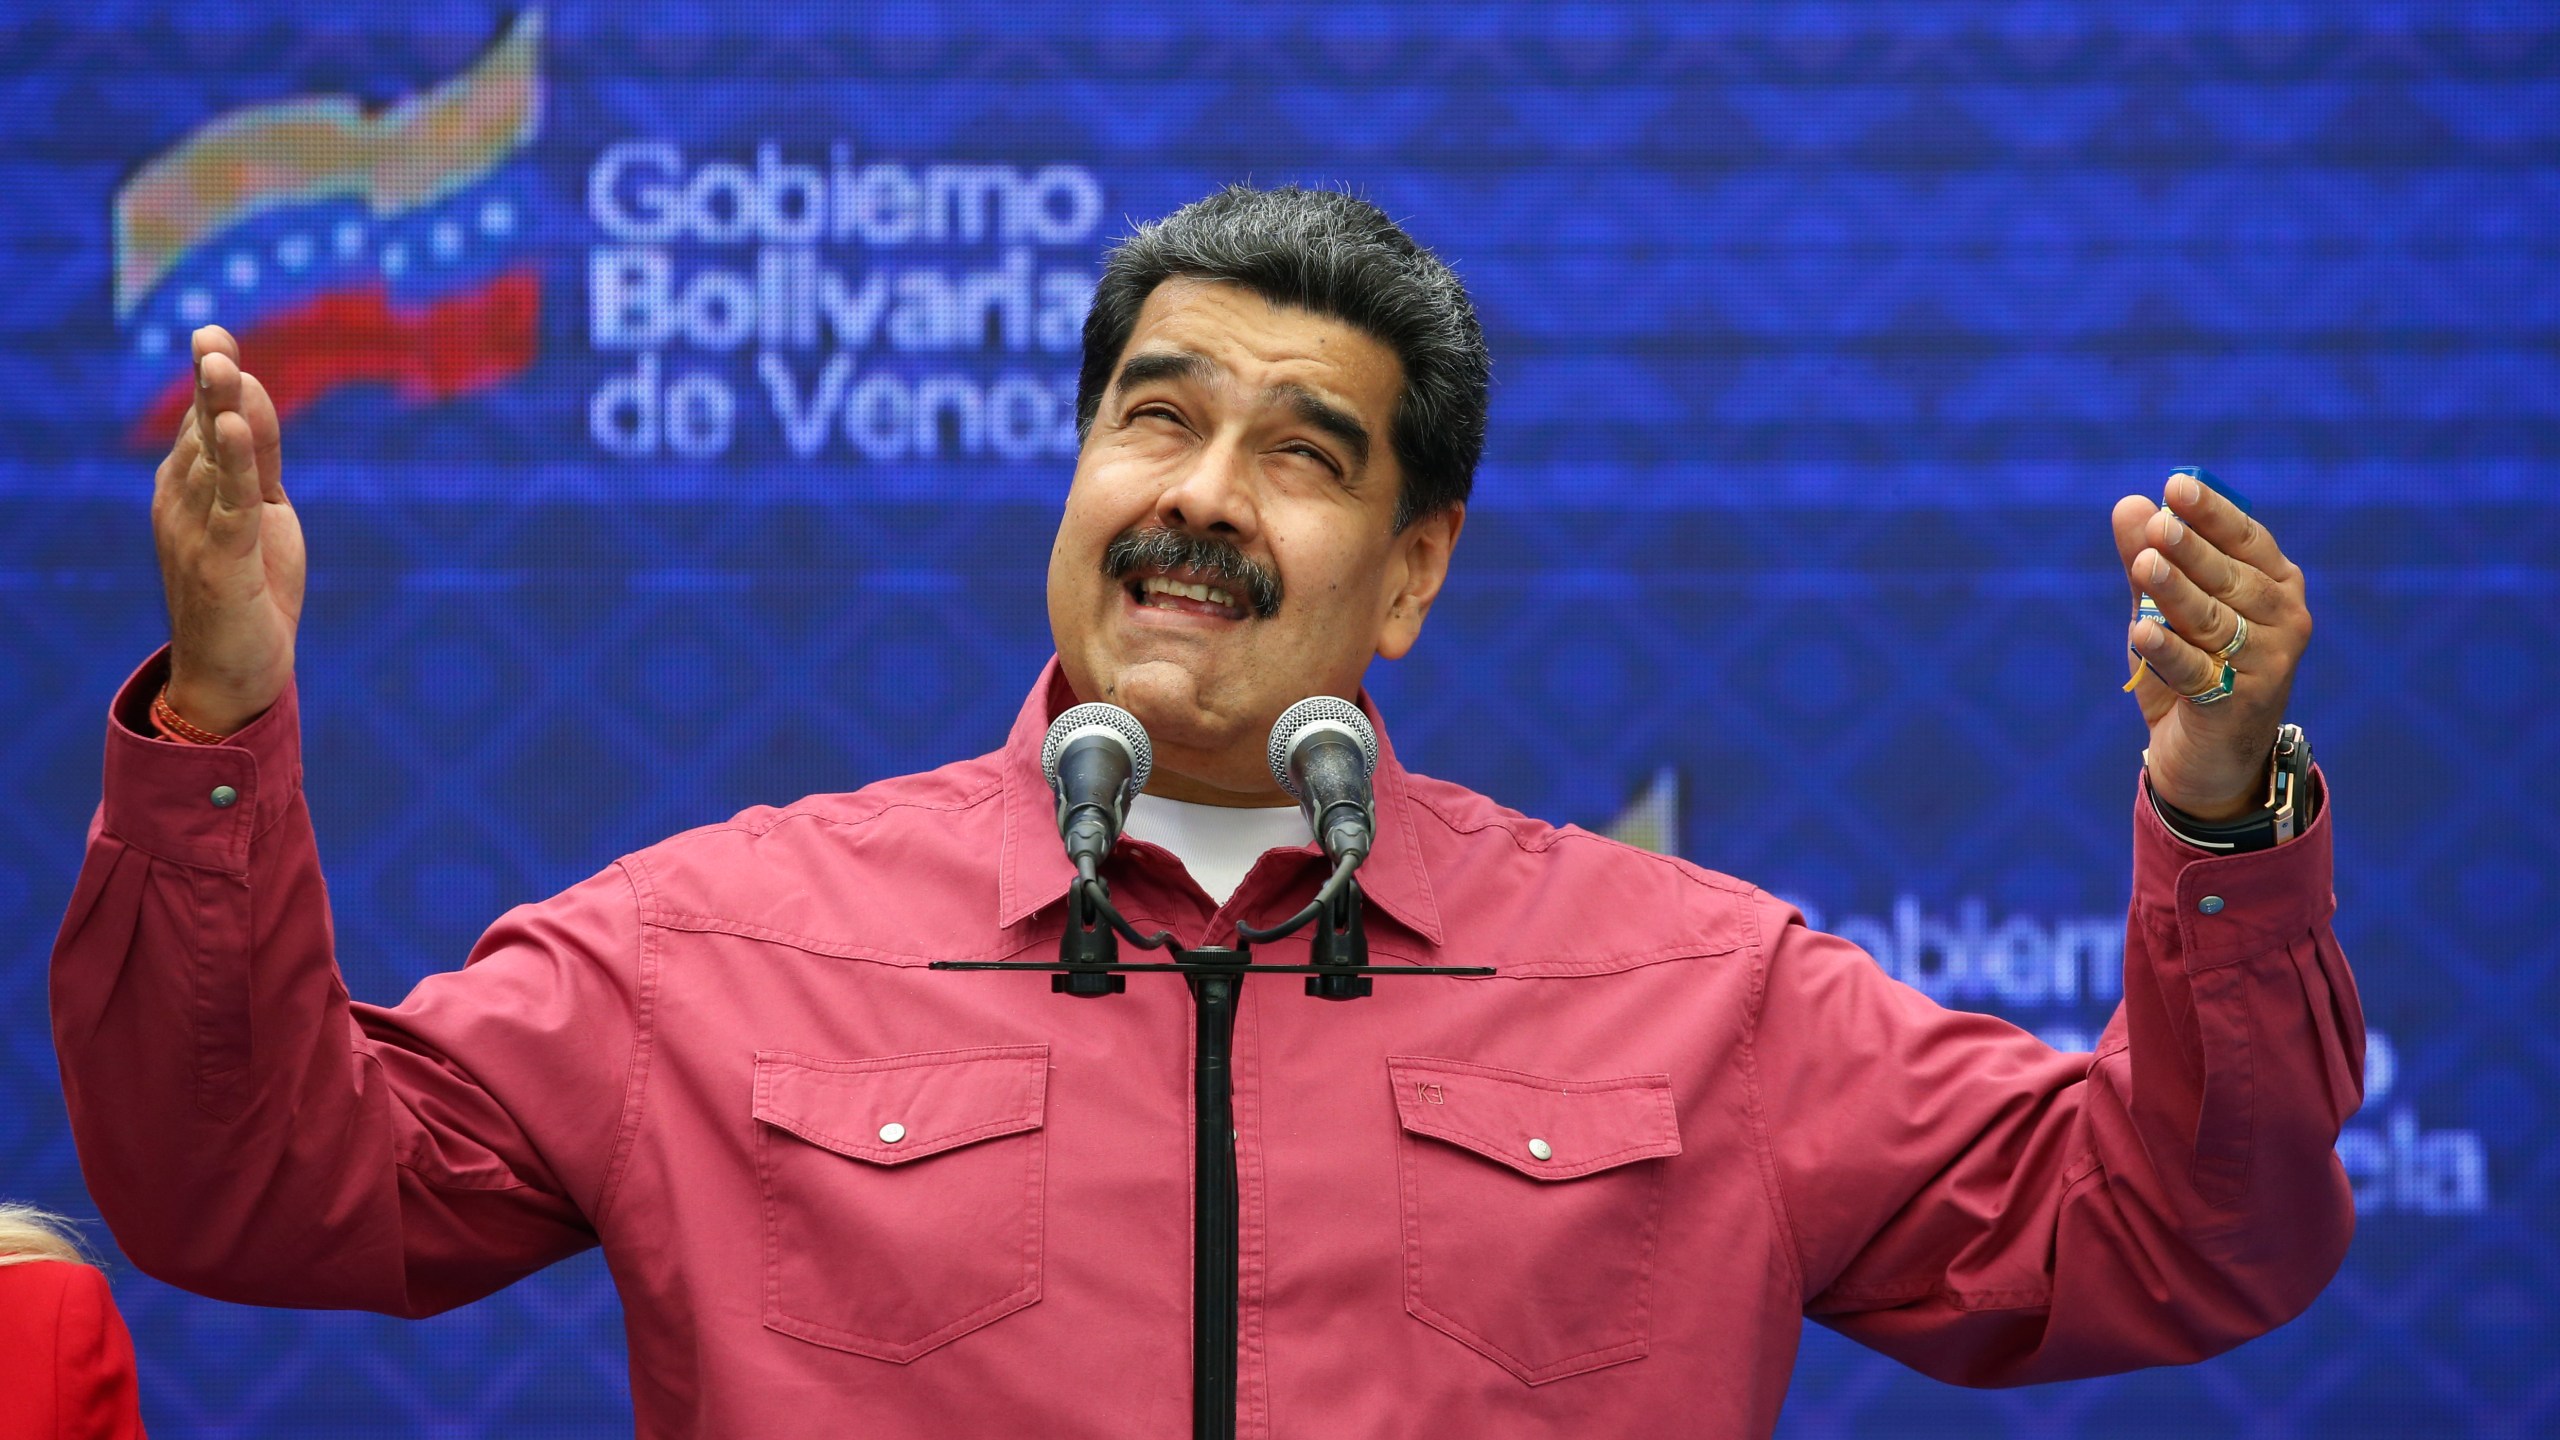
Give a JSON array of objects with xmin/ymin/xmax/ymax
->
[{"xmin": 996, "ymin": 657, "xmax": 1446, "ymax": 947}]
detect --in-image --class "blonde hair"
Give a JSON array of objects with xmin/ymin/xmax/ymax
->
[{"xmin": 0, "ymin": 1204, "xmax": 92, "ymax": 1267}]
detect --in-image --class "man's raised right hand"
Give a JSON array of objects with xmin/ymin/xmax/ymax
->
[{"xmin": 154, "ymin": 324, "xmax": 304, "ymax": 736}]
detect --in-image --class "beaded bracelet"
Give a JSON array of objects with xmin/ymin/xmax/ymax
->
[{"xmin": 150, "ymin": 685, "xmax": 233, "ymax": 745}]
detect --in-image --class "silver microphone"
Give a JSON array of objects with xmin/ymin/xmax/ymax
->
[
  {"xmin": 1042, "ymin": 703, "xmax": 1153, "ymax": 874},
  {"xmin": 1267, "ymin": 697, "xmax": 1378, "ymax": 866}
]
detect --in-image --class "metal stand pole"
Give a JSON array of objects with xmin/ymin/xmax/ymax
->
[
  {"xmin": 1189, "ymin": 969, "xmax": 1241, "ymax": 1440},
  {"xmin": 932, "ymin": 874, "xmax": 1486, "ymax": 1439}
]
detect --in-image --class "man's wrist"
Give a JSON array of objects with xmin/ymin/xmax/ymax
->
[
  {"xmin": 162, "ymin": 672, "xmax": 277, "ymax": 740},
  {"xmin": 151, "ymin": 684, "xmax": 236, "ymax": 744},
  {"xmin": 2145, "ymin": 725, "xmax": 2320, "ymax": 853},
  {"xmin": 2152, "ymin": 785, "xmax": 2257, "ymax": 824}
]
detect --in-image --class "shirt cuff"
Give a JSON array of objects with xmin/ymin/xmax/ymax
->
[
  {"xmin": 101, "ymin": 646, "xmax": 303, "ymax": 874},
  {"xmin": 2131, "ymin": 764, "xmax": 2335, "ymax": 970}
]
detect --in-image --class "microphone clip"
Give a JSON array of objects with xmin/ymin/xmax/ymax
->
[
  {"xmin": 1303, "ymin": 874, "xmax": 1370, "ymax": 1000},
  {"xmin": 1055, "ymin": 878, "xmax": 1126, "ymax": 997},
  {"xmin": 968, "ymin": 860, "xmax": 1480, "ymax": 997}
]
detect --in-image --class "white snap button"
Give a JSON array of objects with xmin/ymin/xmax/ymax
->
[
  {"xmin": 877, "ymin": 1122, "xmax": 906, "ymax": 1144},
  {"xmin": 1527, "ymin": 1137, "xmax": 1553, "ymax": 1162}
]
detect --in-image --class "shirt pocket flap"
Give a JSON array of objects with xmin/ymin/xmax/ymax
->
[
  {"xmin": 754, "ymin": 1045, "xmax": 1048, "ymax": 1167},
  {"xmin": 1388, "ymin": 1056, "xmax": 1680, "ymax": 1181}
]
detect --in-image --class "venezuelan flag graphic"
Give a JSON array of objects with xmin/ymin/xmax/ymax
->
[{"xmin": 116, "ymin": 12, "xmax": 544, "ymax": 447}]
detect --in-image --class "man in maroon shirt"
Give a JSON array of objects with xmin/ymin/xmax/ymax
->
[{"xmin": 55, "ymin": 186, "xmax": 2361, "ymax": 1437}]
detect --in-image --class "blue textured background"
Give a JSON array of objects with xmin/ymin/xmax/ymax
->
[{"xmin": 3, "ymin": 3, "xmax": 2554, "ymax": 1435}]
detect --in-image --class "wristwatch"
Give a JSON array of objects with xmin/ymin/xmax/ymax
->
[{"xmin": 2146, "ymin": 723, "xmax": 2320, "ymax": 854}]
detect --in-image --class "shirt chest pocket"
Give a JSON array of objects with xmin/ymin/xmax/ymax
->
[
  {"xmin": 752, "ymin": 1045, "xmax": 1048, "ymax": 1363},
  {"xmin": 1388, "ymin": 1056, "xmax": 1683, "ymax": 1386}
]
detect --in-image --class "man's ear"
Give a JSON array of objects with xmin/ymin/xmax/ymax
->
[{"xmin": 1376, "ymin": 503, "xmax": 1464, "ymax": 661}]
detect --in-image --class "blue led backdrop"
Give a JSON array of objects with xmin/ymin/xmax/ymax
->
[{"xmin": 2, "ymin": 3, "xmax": 2552, "ymax": 1435}]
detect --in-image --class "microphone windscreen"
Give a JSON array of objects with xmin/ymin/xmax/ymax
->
[
  {"xmin": 1042, "ymin": 703, "xmax": 1154, "ymax": 793},
  {"xmin": 1266, "ymin": 696, "xmax": 1377, "ymax": 798}
]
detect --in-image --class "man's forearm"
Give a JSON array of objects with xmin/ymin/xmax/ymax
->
[
  {"xmin": 1787, "ymin": 772, "xmax": 2363, "ymax": 1385},
  {"xmin": 51, "ymin": 653, "xmax": 415, "ymax": 1307},
  {"xmin": 2013, "ymin": 774, "xmax": 2365, "ymax": 1380}
]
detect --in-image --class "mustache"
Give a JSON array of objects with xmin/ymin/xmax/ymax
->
[{"xmin": 1101, "ymin": 526, "xmax": 1284, "ymax": 620}]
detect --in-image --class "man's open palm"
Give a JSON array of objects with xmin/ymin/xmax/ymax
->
[{"xmin": 154, "ymin": 324, "xmax": 302, "ymax": 735}]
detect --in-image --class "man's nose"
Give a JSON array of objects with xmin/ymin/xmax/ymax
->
[{"xmin": 1153, "ymin": 432, "xmax": 1260, "ymax": 540}]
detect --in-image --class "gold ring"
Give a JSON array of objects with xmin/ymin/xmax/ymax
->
[{"xmin": 2213, "ymin": 612, "xmax": 2249, "ymax": 663}]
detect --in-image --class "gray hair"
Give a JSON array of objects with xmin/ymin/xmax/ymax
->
[{"xmin": 1075, "ymin": 184, "xmax": 1490, "ymax": 530}]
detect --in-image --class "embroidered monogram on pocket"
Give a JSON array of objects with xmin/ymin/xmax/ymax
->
[
  {"xmin": 753, "ymin": 1045, "xmax": 1049, "ymax": 1363},
  {"xmin": 1388, "ymin": 1055, "xmax": 1682, "ymax": 1386}
]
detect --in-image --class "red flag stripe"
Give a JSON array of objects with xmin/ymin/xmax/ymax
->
[{"xmin": 130, "ymin": 268, "xmax": 540, "ymax": 450}]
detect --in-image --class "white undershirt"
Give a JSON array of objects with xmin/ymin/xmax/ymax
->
[{"xmin": 1121, "ymin": 793, "xmax": 1311, "ymax": 904}]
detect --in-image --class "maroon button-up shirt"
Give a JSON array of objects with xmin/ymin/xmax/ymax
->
[{"xmin": 53, "ymin": 651, "xmax": 2363, "ymax": 1438}]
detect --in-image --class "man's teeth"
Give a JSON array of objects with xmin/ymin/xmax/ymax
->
[{"xmin": 1138, "ymin": 576, "xmax": 1236, "ymax": 608}]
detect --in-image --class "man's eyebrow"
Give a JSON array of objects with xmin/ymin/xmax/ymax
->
[
  {"xmin": 1114, "ymin": 349, "xmax": 1216, "ymax": 395},
  {"xmin": 1271, "ymin": 383, "xmax": 1372, "ymax": 471},
  {"xmin": 1114, "ymin": 349, "xmax": 1372, "ymax": 471}
]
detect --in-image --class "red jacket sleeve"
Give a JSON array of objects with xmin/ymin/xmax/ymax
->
[
  {"xmin": 50, "ymin": 651, "xmax": 649, "ymax": 1317},
  {"xmin": 0, "ymin": 1261, "xmax": 148, "ymax": 1440},
  {"xmin": 1751, "ymin": 774, "xmax": 2364, "ymax": 1384}
]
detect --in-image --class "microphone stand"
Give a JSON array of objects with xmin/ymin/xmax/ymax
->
[{"xmin": 933, "ymin": 854, "xmax": 1490, "ymax": 1440}]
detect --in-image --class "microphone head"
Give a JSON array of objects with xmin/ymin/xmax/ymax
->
[
  {"xmin": 1043, "ymin": 703, "xmax": 1154, "ymax": 796},
  {"xmin": 1267, "ymin": 696, "xmax": 1378, "ymax": 800}
]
